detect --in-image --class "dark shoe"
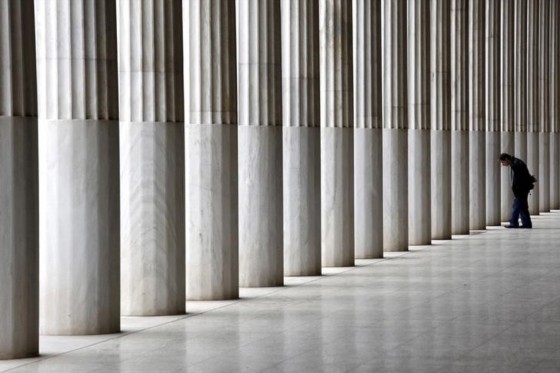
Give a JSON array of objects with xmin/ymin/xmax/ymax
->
[
  {"xmin": 520, "ymin": 225, "xmax": 532, "ymax": 229},
  {"xmin": 504, "ymin": 225, "xmax": 520, "ymax": 229}
]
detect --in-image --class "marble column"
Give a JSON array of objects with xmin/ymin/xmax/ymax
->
[
  {"xmin": 36, "ymin": 0, "xmax": 120, "ymax": 335},
  {"xmin": 527, "ymin": 0, "xmax": 539, "ymax": 215},
  {"xmin": 538, "ymin": 0, "xmax": 550, "ymax": 213},
  {"xmin": 468, "ymin": 0, "xmax": 486, "ymax": 230},
  {"xmin": 431, "ymin": 0, "xmax": 452, "ymax": 239},
  {"xmin": 514, "ymin": 0, "xmax": 528, "ymax": 162},
  {"xmin": 451, "ymin": 0, "xmax": 469, "ymax": 234},
  {"xmin": 550, "ymin": 0, "xmax": 559, "ymax": 210},
  {"xmin": 281, "ymin": 0, "xmax": 321, "ymax": 274},
  {"xmin": 0, "ymin": 0, "xmax": 39, "ymax": 359},
  {"xmin": 382, "ymin": 0, "xmax": 408, "ymax": 251},
  {"xmin": 185, "ymin": 0, "xmax": 238, "ymax": 299},
  {"xmin": 353, "ymin": 0, "xmax": 383, "ymax": 258},
  {"xmin": 238, "ymin": 0, "xmax": 284, "ymax": 286},
  {"xmin": 320, "ymin": 0, "xmax": 354, "ymax": 266},
  {"xmin": 119, "ymin": 0, "xmax": 185, "ymax": 314},
  {"xmin": 485, "ymin": 0, "xmax": 501, "ymax": 226},
  {"xmin": 407, "ymin": 0, "xmax": 431, "ymax": 245},
  {"xmin": 500, "ymin": 0, "xmax": 514, "ymax": 222}
]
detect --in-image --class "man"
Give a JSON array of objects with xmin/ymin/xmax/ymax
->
[{"xmin": 499, "ymin": 153, "xmax": 533, "ymax": 229}]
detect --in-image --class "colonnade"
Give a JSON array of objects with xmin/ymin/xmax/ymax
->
[{"xmin": 1, "ymin": 0, "xmax": 559, "ymax": 360}]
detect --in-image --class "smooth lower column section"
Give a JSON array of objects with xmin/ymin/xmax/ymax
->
[
  {"xmin": 527, "ymin": 0, "xmax": 539, "ymax": 215},
  {"xmin": 451, "ymin": 0, "xmax": 469, "ymax": 234},
  {"xmin": 282, "ymin": 0, "xmax": 321, "ymax": 274},
  {"xmin": 185, "ymin": 0, "xmax": 238, "ymax": 298},
  {"xmin": 407, "ymin": 0, "xmax": 431, "ymax": 245},
  {"xmin": 320, "ymin": 0, "xmax": 354, "ymax": 266},
  {"xmin": 120, "ymin": 124, "xmax": 185, "ymax": 313},
  {"xmin": 0, "ymin": 119, "xmax": 38, "ymax": 358},
  {"xmin": 552, "ymin": 133, "xmax": 560, "ymax": 209},
  {"xmin": 238, "ymin": 0, "xmax": 283, "ymax": 286},
  {"xmin": 119, "ymin": 0, "xmax": 185, "ymax": 314},
  {"xmin": 500, "ymin": 0, "xmax": 514, "ymax": 222},
  {"xmin": 468, "ymin": 0, "xmax": 486, "ymax": 230},
  {"xmin": 0, "ymin": 0, "xmax": 39, "ymax": 359},
  {"xmin": 485, "ymin": 0, "xmax": 500, "ymax": 227},
  {"xmin": 382, "ymin": 0, "xmax": 408, "ymax": 251},
  {"xmin": 538, "ymin": 0, "xmax": 550, "ymax": 213},
  {"xmin": 353, "ymin": 0, "xmax": 383, "ymax": 258},
  {"xmin": 39, "ymin": 121, "xmax": 120, "ymax": 335}
]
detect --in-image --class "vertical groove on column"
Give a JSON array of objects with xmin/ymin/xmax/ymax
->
[
  {"xmin": 538, "ymin": 0, "xmax": 550, "ymax": 212},
  {"xmin": 527, "ymin": 0, "xmax": 539, "ymax": 215},
  {"xmin": 514, "ymin": 0, "xmax": 527, "ymax": 161},
  {"xmin": 468, "ymin": 0, "xmax": 486, "ymax": 230},
  {"xmin": 185, "ymin": 0, "xmax": 238, "ymax": 298},
  {"xmin": 320, "ymin": 0, "xmax": 354, "ymax": 266},
  {"xmin": 353, "ymin": 0, "xmax": 383, "ymax": 258},
  {"xmin": 407, "ymin": 0, "xmax": 431, "ymax": 245},
  {"xmin": 0, "ymin": 0, "xmax": 38, "ymax": 359},
  {"xmin": 119, "ymin": 0, "xmax": 185, "ymax": 314},
  {"xmin": 36, "ymin": 0, "xmax": 120, "ymax": 335},
  {"xmin": 485, "ymin": 0, "xmax": 501, "ymax": 226},
  {"xmin": 238, "ymin": 0, "xmax": 284, "ymax": 286},
  {"xmin": 550, "ymin": 0, "xmax": 559, "ymax": 210},
  {"xmin": 500, "ymin": 0, "xmax": 514, "ymax": 222},
  {"xmin": 451, "ymin": 0, "xmax": 469, "ymax": 234},
  {"xmin": 382, "ymin": 0, "xmax": 408, "ymax": 251},
  {"xmin": 282, "ymin": 0, "xmax": 321, "ymax": 274},
  {"xmin": 431, "ymin": 0, "xmax": 452, "ymax": 239}
]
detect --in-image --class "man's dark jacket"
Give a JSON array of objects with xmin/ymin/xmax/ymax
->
[{"xmin": 510, "ymin": 157, "xmax": 533, "ymax": 197}]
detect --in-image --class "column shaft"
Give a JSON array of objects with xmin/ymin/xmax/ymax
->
[
  {"xmin": 538, "ymin": 0, "xmax": 550, "ymax": 212},
  {"xmin": 407, "ymin": 0, "xmax": 431, "ymax": 245},
  {"xmin": 382, "ymin": 0, "xmax": 408, "ymax": 251},
  {"xmin": 431, "ymin": 0, "xmax": 452, "ymax": 239},
  {"xmin": 36, "ymin": 0, "xmax": 120, "ymax": 335},
  {"xmin": 550, "ymin": 0, "xmax": 559, "ymax": 210},
  {"xmin": 119, "ymin": 0, "xmax": 185, "ymax": 314},
  {"xmin": 238, "ymin": 0, "xmax": 283, "ymax": 286},
  {"xmin": 500, "ymin": 0, "xmax": 514, "ymax": 222},
  {"xmin": 469, "ymin": 0, "xmax": 486, "ymax": 230},
  {"xmin": 527, "ymin": 0, "xmax": 539, "ymax": 215},
  {"xmin": 282, "ymin": 0, "xmax": 321, "ymax": 274},
  {"xmin": 0, "ymin": 0, "xmax": 39, "ymax": 359},
  {"xmin": 451, "ymin": 0, "xmax": 469, "ymax": 234},
  {"xmin": 514, "ymin": 0, "xmax": 528, "ymax": 161},
  {"xmin": 320, "ymin": 0, "xmax": 354, "ymax": 266}
]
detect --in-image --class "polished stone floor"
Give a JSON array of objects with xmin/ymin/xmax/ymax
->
[{"xmin": 2, "ymin": 212, "xmax": 560, "ymax": 373}]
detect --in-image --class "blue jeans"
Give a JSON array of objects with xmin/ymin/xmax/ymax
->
[{"xmin": 509, "ymin": 191, "xmax": 532, "ymax": 227}]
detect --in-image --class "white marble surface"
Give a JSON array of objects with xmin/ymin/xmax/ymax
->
[
  {"xmin": 0, "ymin": 117, "xmax": 39, "ymax": 359},
  {"xmin": 551, "ymin": 133, "xmax": 560, "ymax": 210},
  {"xmin": 120, "ymin": 122, "xmax": 185, "ymax": 314},
  {"xmin": 469, "ymin": 130, "xmax": 486, "ymax": 230},
  {"xmin": 321, "ymin": 127, "xmax": 355, "ymax": 266},
  {"xmin": 527, "ymin": 0, "xmax": 540, "ymax": 216},
  {"xmin": 3, "ymin": 213, "xmax": 560, "ymax": 372},
  {"xmin": 452, "ymin": 130, "xmax": 470, "ymax": 234},
  {"xmin": 539, "ymin": 132, "xmax": 551, "ymax": 212},
  {"xmin": 431, "ymin": 130, "xmax": 452, "ymax": 239},
  {"xmin": 538, "ymin": 0, "xmax": 550, "ymax": 213},
  {"xmin": 283, "ymin": 127, "xmax": 321, "ymax": 275},
  {"xmin": 485, "ymin": 131, "xmax": 501, "ymax": 226},
  {"xmin": 39, "ymin": 119, "xmax": 120, "ymax": 335},
  {"xmin": 527, "ymin": 131, "xmax": 540, "ymax": 215},
  {"xmin": 408, "ymin": 129, "xmax": 431, "ymax": 245}
]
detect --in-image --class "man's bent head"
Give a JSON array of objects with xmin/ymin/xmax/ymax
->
[{"xmin": 499, "ymin": 153, "xmax": 512, "ymax": 166}]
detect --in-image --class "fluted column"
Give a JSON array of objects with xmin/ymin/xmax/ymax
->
[
  {"xmin": 431, "ymin": 0, "xmax": 452, "ymax": 239},
  {"xmin": 353, "ymin": 0, "xmax": 383, "ymax": 258},
  {"xmin": 407, "ymin": 0, "xmax": 431, "ymax": 245},
  {"xmin": 119, "ymin": 1, "xmax": 185, "ymax": 314},
  {"xmin": 320, "ymin": 0, "xmax": 354, "ymax": 266},
  {"xmin": 550, "ymin": 0, "xmax": 559, "ymax": 210},
  {"xmin": 238, "ymin": 0, "xmax": 283, "ymax": 286},
  {"xmin": 527, "ymin": 0, "xmax": 539, "ymax": 215},
  {"xmin": 0, "ymin": 0, "xmax": 38, "ymax": 359},
  {"xmin": 514, "ymin": 0, "xmax": 527, "ymax": 161},
  {"xmin": 451, "ymin": 0, "xmax": 469, "ymax": 234},
  {"xmin": 36, "ymin": 0, "xmax": 120, "ymax": 335},
  {"xmin": 382, "ymin": 0, "xmax": 408, "ymax": 251},
  {"xmin": 469, "ymin": 0, "xmax": 486, "ymax": 230},
  {"xmin": 500, "ymin": 0, "xmax": 514, "ymax": 222},
  {"xmin": 538, "ymin": 0, "xmax": 550, "ymax": 212},
  {"xmin": 185, "ymin": 0, "xmax": 238, "ymax": 299},
  {"xmin": 281, "ymin": 0, "xmax": 321, "ymax": 274},
  {"xmin": 485, "ymin": 0, "xmax": 500, "ymax": 226}
]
